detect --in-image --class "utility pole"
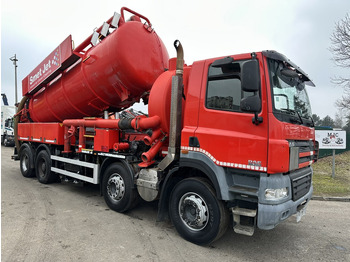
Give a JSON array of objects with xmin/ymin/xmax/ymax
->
[{"xmin": 9, "ymin": 54, "xmax": 18, "ymax": 106}]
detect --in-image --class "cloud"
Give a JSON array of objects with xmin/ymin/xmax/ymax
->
[{"xmin": 1, "ymin": 0, "xmax": 350, "ymax": 120}]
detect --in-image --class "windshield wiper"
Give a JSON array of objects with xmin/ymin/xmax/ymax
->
[
  {"xmin": 305, "ymin": 115, "xmax": 315, "ymax": 127},
  {"xmin": 278, "ymin": 108, "xmax": 303, "ymax": 124},
  {"xmin": 295, "ymin": 111, "xmax": 304, "ymax": 125},
  {"xmin": 278, "ymin": 108, "xmax": 295, "ymax": 114}
]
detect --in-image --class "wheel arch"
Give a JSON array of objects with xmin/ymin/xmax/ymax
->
[
  {"xmin": 35, "ymin": 143, "xmax": 51, "ymax": 157},
  {"xmin": 179, "ymin": 158, "xmax": 222, "ymax": 199}
]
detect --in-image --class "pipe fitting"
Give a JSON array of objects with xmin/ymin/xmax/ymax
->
[
  {"xmin": 131, "ymin": 115, "xmax": 160, "ymax": 130},
  {"xmin": 143, "ymin": 128, "xmax": 162, "ymax": 146},
  {"xmin": 141, "ymin": 139, "xmax": 164, "ymax": 163},
  {"xmin": 113, "ymin": 142, "xmax": 130, "ymax": 151}
]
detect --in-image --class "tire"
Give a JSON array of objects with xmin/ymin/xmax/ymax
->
[
  {"xmin": 35, "ymin": 150, "xmax": 57, "ymax": 184},
  {"xmin": 19, "ymin": 145, "xmax": 35, "ymax": 178},
  {"xmin": 102, "ymin": 163, "xmax": 138, "ymax": 213},
  {"xmin": 4, "ymin": 137, "xmax": 9, "ymax": 147},
  {"xmin": 169, "ymin": 178, "xmax": 229, "ymax": 245},
  {"xmin": 4, "ymin": 136, "xmax": 13, "ymax": 147}
]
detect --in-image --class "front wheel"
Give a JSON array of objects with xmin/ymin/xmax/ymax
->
[
  {"xmin": 102, "ymin": 163, "xmax": 138, "ymax": 213},
  {"xmin": 169, "ymin": 178, "xmax": 229, "ymax": 245}
]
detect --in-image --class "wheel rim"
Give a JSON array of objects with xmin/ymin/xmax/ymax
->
[
  {"xmin": 178, "ymin": 192, "xmax": 209, "ymax": 231},
  {"xmin": 21, "ymin": 154, "xmax": 29, "ymax": 172},
  {"xmin": 38, "ymin": 158, "xmax": 47, "ymax": 178},
  {"xmin": 107, "ymin": 174, "xmax": 125, "ymax": 202}
]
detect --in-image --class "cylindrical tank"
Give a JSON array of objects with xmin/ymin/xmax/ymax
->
[
  {"xmin": 28, "ymin": 19, "xmax": 169, "ymax": 122},
  {"xmin": 148, "ymin": 65, "xmax": 190, "ymax": 134}
]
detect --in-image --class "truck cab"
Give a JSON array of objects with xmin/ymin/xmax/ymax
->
[
  {"xmin": 1, "ymin": 106, "xmax": 15, "ymax": 147},
  {"xmin": 176, "ymin": 50, "xmax": 317, "ymax": 237}
]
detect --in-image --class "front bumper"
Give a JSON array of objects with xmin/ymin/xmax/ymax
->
[{"xmin": 257, "ymin": 185, "xmax": 313, "ymax": 230}]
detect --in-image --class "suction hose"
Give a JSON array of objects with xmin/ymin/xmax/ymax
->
[{"xmin": 14, "ymin": 96, "xmax": 29, "ymax": 154}]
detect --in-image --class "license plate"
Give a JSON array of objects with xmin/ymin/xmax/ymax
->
[{"xmin": 296, "ymin": 206, "xmax": 307, "ymax": 223}]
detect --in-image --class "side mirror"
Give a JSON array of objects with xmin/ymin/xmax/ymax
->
[
  {"xmin": 241, "ymin": 60, "xmax": 260, "ymax": 92},
  {"xmin": 240, "ymin": 95, "xmax": 261, "ymax": 112},
  {"xmin": 240, "ymin": 95, "xmax": 263, "ymax": 125},
  {"xmin": 241, "ymin": 60, "xmax": 263, "ymax": 125}
]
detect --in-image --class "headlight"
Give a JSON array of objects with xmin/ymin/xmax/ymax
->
[{"xmin": 265, "ymin": 188, "xmax": 288, "ymax": 200}]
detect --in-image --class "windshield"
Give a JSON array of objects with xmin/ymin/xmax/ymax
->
[
  {"xmin": 5, "ymin": 118, "xmax": 14, "ymax": 129},
  {"xmin": 267, "ymin": 58, "xmax": 313, "ymax": 126},
  {"xmin": 9, "ymin": 119, "xmax": 14, "ymax": 128}
]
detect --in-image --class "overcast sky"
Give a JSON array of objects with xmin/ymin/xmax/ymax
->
[{"xmin": 1, "ymin": 0, "xmax": 349, "ymax": 119}]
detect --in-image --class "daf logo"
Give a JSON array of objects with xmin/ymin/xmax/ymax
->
[{"xmin": 248, "ymin": 160, "xmax": 262, "ymax": 167}]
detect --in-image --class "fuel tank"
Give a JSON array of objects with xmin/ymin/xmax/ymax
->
[{"xmin": 25, "ymin": 17, "xmax": 169, "ymax": 122}]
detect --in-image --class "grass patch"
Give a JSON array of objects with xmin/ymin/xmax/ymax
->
[{"xmin": 312, "ymin": 151, "xmax": 350, "ymax": 197}]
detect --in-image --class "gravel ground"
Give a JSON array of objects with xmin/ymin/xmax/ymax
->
[{"xmin": 2, "ymin": 145, "xmax": 350, "ymax": 262}]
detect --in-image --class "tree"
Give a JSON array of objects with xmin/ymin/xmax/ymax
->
[
  {"xmin": 330, "ymin": 13, "xmax": 350, "ymax": 114},
  {"xmin": 312, "ymin": 113, "xmax": 321, "ymax": 126},
  {"xmin": 320, "ymin": 115, "xmax": 335, "ymax": 127},
  {"xmin": 334, "ymin": 111, "xmax": 343, "ymax": 128},
  {"xmin": 343, "ymin": 115, "xmax": 350, "ymax": 132}
]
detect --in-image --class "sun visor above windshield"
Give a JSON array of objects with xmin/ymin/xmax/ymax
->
[{"xmin": 262, "ymin": 50, "xmax": 315, "ymax": 87}]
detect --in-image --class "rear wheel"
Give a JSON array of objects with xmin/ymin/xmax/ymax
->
[
  {"xmin": 19, "ymin": 145, "xmax": 35, "ymax": 178},
  {"xmin": 35, "ymin": 150, "xmax": 57, "ymax": 184},
  {"xmin": 102, "ymin": 163, "xmax": 138, "ymax": 213},
  {"xmin": 169, "ymin": 178, "xmax": 229, "ymax": 245}
]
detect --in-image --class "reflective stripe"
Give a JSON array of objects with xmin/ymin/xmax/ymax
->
[{"xmin": 181, "ymin": 146, "xmax": 267, "ymax": 172}]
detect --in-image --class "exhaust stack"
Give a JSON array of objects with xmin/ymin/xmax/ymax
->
[{"xmin": 158, "ymin": 40, "xmax": 184, "ymax": 170}]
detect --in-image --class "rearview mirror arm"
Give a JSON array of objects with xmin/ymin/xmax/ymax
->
[{"xmin": 252, "ymin": 112, "xmax": 263, "ymax": 125}]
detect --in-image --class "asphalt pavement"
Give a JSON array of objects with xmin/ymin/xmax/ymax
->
[{"xmin": 2, "ymin": 145, "xmax": 350, "ymax": 261}]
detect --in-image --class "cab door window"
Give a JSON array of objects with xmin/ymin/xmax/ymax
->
[{"xmin": 206, "ymin": 60, "xmax": 250, "ymax": 112}]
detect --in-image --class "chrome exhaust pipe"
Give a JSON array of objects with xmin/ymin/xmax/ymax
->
[{"xmin": 158, "ymin": 40, "xmax": 184, "ymax": 170}]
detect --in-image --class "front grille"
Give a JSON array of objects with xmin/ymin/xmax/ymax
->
[
  {"xmin": 289, "ymin": 167, "xmax": 312, "ymax": 201},
  {"xmin": 289, "ymin": 140, "xmax": 319, "ymax": 170}
]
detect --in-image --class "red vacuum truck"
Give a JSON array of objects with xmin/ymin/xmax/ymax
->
[{"xmin": 14, "ymin": 7, "xmax": 318, "ymax": 245}]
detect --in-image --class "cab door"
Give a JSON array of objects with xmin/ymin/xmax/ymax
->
[{"xmin": 194, "ymin": 53, "xmax": 268, "ymax": 172}]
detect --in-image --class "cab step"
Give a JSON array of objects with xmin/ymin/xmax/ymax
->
[
  {"xmin": 233, "ymin": 225, "xmax": 255, "ymax": 236},
  {"xmin": 231, "ymin": 207, "xmax": 257, "ymax": 236},
  {"xmin": 232, "ymin": 206, "xmax": 257, "ymax": 217}
]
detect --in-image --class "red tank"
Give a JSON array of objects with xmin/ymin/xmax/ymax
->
[
  {"xmin": 23, "ymin": 9, "xmax": 169, "ymax": 123},
  {"xmin": 148, "ymin": 59, "xmax": 190, "ymax": 134}
]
